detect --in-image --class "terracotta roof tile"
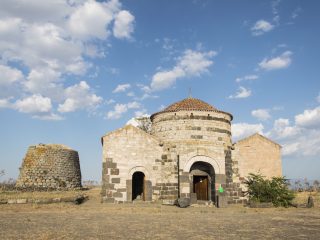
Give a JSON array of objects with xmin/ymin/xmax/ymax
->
[
  {"xmin": 163, "ymin": 98, "xmax": 217, "ymax": 112},
  {"xmin": 151, "ymin": 97, "xmax": 233, "ymax": 120}
]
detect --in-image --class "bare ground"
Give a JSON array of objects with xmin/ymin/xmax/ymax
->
[{"xmin": 0, "ymin": 189, "xmax": 320, "ymax": 240}]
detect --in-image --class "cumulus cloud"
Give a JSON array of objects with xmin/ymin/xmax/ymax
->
[
  {"xmin": 228, "ymin": 86, "xmax": 251, "ymax": 99},
  {"xmin": 112, "ymin": 83, "xmax": 131, "ymax": 93},
  {"xmin": 0, "ymin": 0, "xmax": 135, "ymax": 119},
  {"xmin": 232, "ymin": 123, "xmax": 264, "ymax": 141},
  {"xmin": 68, "ymin": 0, "xmax": 118, "ymax": 40},
  {"xmin": 266, "ymin": 105, "xmax": 320, "ymax": 157},
  {"xmin": 251, "ymin": 20, "xmax": 274, "ymax": 36},
  {"xmin": 295, "ymin": 106, "xmax": 320, "ymax": 129},
  {"xmin": 0, "ymin": 98, "xmax": 12, "ymax": 108},
  {"xmin": 14, "ymin": 94, "xmax": 52, "ymax": 113},
  {"xmin": 267, "ymin": 118, "xmax": 300, "ymax": 140},
  {"xmin": 150, "ymin": 49, "xmax": 216, "ymax": 91},
  {"xmin": 235, "ymin": 74, "xmax": 259, "ymax": 83},
  {"xmin": 259, "ymin": 51, "xmax": 292, "ymax": 70},
  {"xmin": 113, "ymin": 10, "xmax": 135, "ymax": 39},
  {"xmin": 0, "ymin": 65, "xmax": 24, "ymax": 86},
  {"xmin": 106, "ymin": 101, "xmax": 141, "ymax": 119},
  {"xmin": 251, "ymin": 109, "xmax": 271, "ymax": 121},
  {"xmin": 58, "ymin": 81, "xmax": 102, "ymax": 113}
]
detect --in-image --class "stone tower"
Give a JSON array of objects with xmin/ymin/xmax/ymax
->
[{"xmin": 16, "ymin": 144, "xmax": 82, "ymax": 189}]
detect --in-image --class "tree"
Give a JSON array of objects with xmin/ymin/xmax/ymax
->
[
  {"xmin": 135, "ymin": 116, "xmax": 152, "ymax": 133},
  {"xmin": 313, "ymin": 180, "xmax": 320, "ymax": 192},
  {"xmin": 244, "ymin": 173, "xmax": 295, "ymax": 207},
  {"xmin": 0, "ymin": 169, "xmax": 4, "ymax": 178}
]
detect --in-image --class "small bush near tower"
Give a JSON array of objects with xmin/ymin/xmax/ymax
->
[{"xmin": 244, "ymin": 173, "xmax": 295, "ymax": 207}]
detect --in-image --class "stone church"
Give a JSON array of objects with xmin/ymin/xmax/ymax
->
[{"xmin": 101, "ymin": 97, "xmax": 282, "ymax": 204}]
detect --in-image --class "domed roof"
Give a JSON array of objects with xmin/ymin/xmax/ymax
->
[
  {"xmin": 163, "ymin": 97, "xmax": 217, "ymax": 112},
  {"xmin": 151, "ymin": 97, "xmax": 233, "ymax": 120}
]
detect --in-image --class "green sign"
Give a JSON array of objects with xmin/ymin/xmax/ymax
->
[{"xmin": 218, "ymin": 185, "xmax": 224, "ymax": 193}]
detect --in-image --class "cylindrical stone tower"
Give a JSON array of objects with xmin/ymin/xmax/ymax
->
[
  {"xmin": 16, "ymin": 144, "xmax": 82, "ymax": 189},
  {"xmin": 150, "ymin": 97, "xmax": 233, "ymax": 148}
]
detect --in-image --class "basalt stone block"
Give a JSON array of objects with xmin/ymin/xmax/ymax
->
[
  {"xmin": 177, "ymin": 198, "xmax": 190, "ymax": 208},
  {"xmin": 111, "ymin": 178, "xmax": 120, "ymax": 183}
]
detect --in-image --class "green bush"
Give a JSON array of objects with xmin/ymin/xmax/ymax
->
[{"xmin": 244, "ymin": 173, "xmax": 295, "ymax": 207}]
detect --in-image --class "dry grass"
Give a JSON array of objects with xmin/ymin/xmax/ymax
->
[
  {"xmin": 293, "ymin": 191, "xmax": 320, "ymax": 207},
  {"xmin": 0, "ymin": 187, "xmax": 99, "ymax": 200}
]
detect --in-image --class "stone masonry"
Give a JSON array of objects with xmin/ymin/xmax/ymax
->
[
  {"xmin": 16, "ymin": 144, "xmax": 82, "ymax": 189},
  {"xmin": 101, "ymin": 97, "xmax": 282, "ymax": 204}
]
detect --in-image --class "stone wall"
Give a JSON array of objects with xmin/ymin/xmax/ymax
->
[
  {"xmin": 101, "ymin": 125, "xmax": 165, "ymax": 203},
  {"xmin": 151, "ymin": 110, "xmax": 232, "ymax": 146},
  {"xmin": 233, "ymin": 133, "xmax": 282, "ymax": 179},
  {"xmin": 16, "ymin": 144, "xmax": 82, "ymax": 189}
]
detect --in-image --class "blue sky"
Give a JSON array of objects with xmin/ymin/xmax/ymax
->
[{"xmin": 1, "ymin": 0, "xmax": 320, "ymax": 182}]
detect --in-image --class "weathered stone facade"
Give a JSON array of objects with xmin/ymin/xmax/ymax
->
[
  {"xmin": 101, "ymin": 98, "xmax": 282, "ymax": 204},
  {"xmin": 233, "ymin": 133, "xmax": 282, "ymax": 179},
  {"xmin": 16, "ymin": 144, "xmax": 82, "ymax": 189}
]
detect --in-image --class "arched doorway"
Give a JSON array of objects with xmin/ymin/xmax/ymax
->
[
  {"xmin": 190, "ymin": 161, "xmax": 215, "ymax": 201},
  {"xmin": 132, "ymin": 171, "xmax": 145, "ymax": 200}
]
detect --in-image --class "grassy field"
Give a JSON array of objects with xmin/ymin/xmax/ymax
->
[{"xmin": 0, "ymin": 188, "xmax": 320, "ymax": 239}]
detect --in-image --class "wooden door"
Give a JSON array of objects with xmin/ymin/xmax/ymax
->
[{"xmin": 194, "ymin": 176, "xmax": 208, "ymax": 200}]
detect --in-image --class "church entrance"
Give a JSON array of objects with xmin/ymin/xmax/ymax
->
[
  {"xmin": 132, "ymin": 171, "xmax": 145, "ymax": 201},
  {"xmin": 193, "ymin": 176, "xmax": 208, "ymax": 200},
  {"xmin": 190, "ymin": 161, "xmax": 215, "ymax": 202}
]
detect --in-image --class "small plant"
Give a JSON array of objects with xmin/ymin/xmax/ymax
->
[{"xmin": 244, "ymin": 173, "xmax": 295, "ymax": 207}]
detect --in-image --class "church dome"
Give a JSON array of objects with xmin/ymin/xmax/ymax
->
[
  {"xmin": 151, "ymin": 97, "xmax": 232, "ymax": 120},
  {"xmin": 162, "ymin": 97, "xmax": 217, "ymax": 112}
]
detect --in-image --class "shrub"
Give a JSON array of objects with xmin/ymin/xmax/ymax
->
[{"xmin": 244, "ymin": 173, "xmax": 295, "ymax": 207}]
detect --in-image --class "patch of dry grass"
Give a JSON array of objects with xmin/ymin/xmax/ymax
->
[
  {"xmin": 292, "ymin": 191, "xmax": 320, "ymax": 207},
  {"xmin": 0, "ymin": 187, "xmax": 99, "ymax": 200}
]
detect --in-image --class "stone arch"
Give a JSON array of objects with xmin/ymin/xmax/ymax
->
[
  {"xmin": 128, "ymin": 166, "xmax": 150, "ymax": 180},
  {"xmin": 183, "ymin": 155, "xmax": 221, "ymax": 174},
  {"xmin": 127, "ymin": 166, "xmax": 152, "ymax": 201}
]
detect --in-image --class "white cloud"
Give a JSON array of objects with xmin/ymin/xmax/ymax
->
[
  {"xmin": 14, "ymin": 94, "xmax": 52, "ymax": 113},
  {"xmin": 282, "ymin": 142, "xmax": 299, "ymax": 156},
  {"xmin": 0, "ymin": 98, "xmax": 12, "ymax": 108},
  {"xmin": 232, "ymin": 123, "xmax": 264, "ymax": 141},
  {"xmin": 112, "ymin": 83, "xmax": 131, "ymax": 93},
  {"xmin": 266, "ymin": 106, "xmax": 320, "ymax": 157},
  {"xmin": 150, "ymin": 49, "xmax": 216, "ymax": 91},
  {"xmin": 32, "ymin": 113, "xmax": 64, "ymax": 121},
  {"xmin": 107, "ymin": 103, "xmax": 128, "ymax": 119},
  {"xmin": 68, "ymin": 0, "xmax": 117, "ymax": 40},
  {"xmin": 295, "ymin": 106, "xmax": 320, "ymax": 129},
  {"xmin": 58, "ymin": 81, "xmax": 102, "ymax": 113},
  {"xmin": 251, "ymin": 109, "xmax": 271, "ymax": 121},
  {"xmin": 127, "ymin": 101, "xmax": 141, "ymax": 109},
  {"xmin": 281, "ymin": 129, "xmax": 320, "ymax": 157},
  {"xmin": 106, "ymin": 99, "xmax": 116, "ymax": 105},
  {"xmin": 259, "ymin": 51, "xmax": 292, "ymax": 70},
  {"xmin": 229, "ymin": 86, "xmax": 251, "ymax": 99},
  {"xmin": 134, "ymin": 109, "xmax": 148, "ymax": 117},
  {"xmin": 268, "ymin": 118, "xmax": 300, "ymax": 139},
  {"xmin": 106, "ymin": 101, "xmax": 142, "ymax": 119},
  {"xmin": 0, "ymin": 65, "xmax": 24, "ymax": 86},
  {"xmin": 251, "ymin": 20, "xmax": 274, "ymax": 36},
  {"xmin": 0, "ymin": 0, "xmax": 135, "ymax": 119},
  {"xmin": 151, "ymin": 67, "xmax": 185, "ymax": 91},
  {"xmin": 235, "ymin": 74, "xmax": 259, "ymax": 83},
  {"xmin": 127, "ymin": 91, "xmax": 135, "ymax": 97},
  {"xmin": 113, "ymin": 10, "xmax": 135, "ymax": 39}
]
